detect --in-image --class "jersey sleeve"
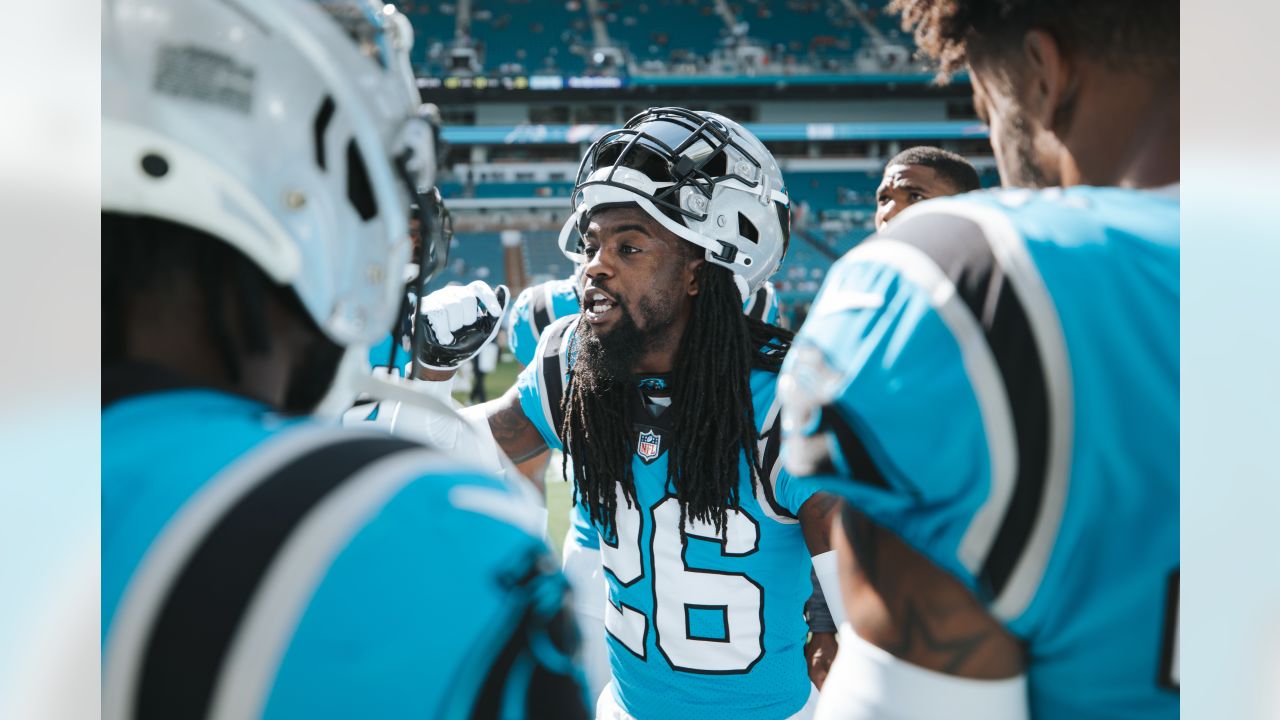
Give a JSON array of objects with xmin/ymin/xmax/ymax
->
[
  {"xmin": 751, "ymin": 375, "xmax": 818, "ymax": 521},
  {"xmin": 514, "ymin": 315, "xmax": 577, "ymax": 452},
  {"xmin": 780, "ymin": 207, "xmax": 1036, "ymax": 600},
  {"xmin": 508, "ymin": 285, "xmax": 540, "ymax": 367},
  {"xmin": 743, "ymin": 281, "xmax": 779, "ymax": 325},
  {"xmin": 770, "ymin": 466, "xmax": 818, "ymax": 517}
]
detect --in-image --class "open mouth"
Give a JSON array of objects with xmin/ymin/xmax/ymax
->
[{"xmin": 583, "ymin": 287, "xmax": 619, "ymax": 324}]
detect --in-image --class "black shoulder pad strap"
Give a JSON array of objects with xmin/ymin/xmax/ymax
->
[
  {"xmin": 531, "ymin": 284, "xmax": 553, "ymax": 335},
  {"xmin": 539, "ymin": 318, "xmax": 575, "ymax": 433}
]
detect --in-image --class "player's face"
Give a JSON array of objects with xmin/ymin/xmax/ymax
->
[
  {"xmin": 971, "ymin": 65, "xmax": 1059, "ymax": 189},
  {"xmin": 874, "ymin": 164, "xmax": 960, "ymax": 230},
  {"xmin": 579, "ymin": 206, "xmax": 698, "ymax": 341}
]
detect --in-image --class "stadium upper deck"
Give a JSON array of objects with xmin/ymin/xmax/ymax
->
[{"xmin": 397, "ymin": 0, "xmax": 927, "ymax": 81}]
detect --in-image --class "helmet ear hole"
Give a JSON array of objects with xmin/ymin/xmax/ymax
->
[
  {"xmin": 346, "ymin": 140, "xmax": 378, "ymax": 221},
  {"xmin": 738, "ymin": 213, "xmax": 759, "ymax": 243},
  {"xmin": 313, "ymin": 96, "xmax": 336, "ymax": 170}
]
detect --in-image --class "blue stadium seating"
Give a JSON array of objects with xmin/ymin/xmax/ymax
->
[
  {"xmin": 429, "ymin": 232, "xmax": 506, "ymax": 288},
  {"xmin": 734, "ymin": 0, "xmax": 861, "ymax": 66},
  {"xmin": 399, "ymin": 0, "xmax": 592, "ymax": 76},
  {"xmin": 606, "ymin": 0, "xmax": 725, "ymax": 65}
]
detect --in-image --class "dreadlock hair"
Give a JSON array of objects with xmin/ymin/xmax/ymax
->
[
  {"xmin": 102, "ymin": 212, "xmax": 331, "ymax": 403},
  {"xmin": 560, "ymin": 258, "xmax": 794, "ymax": 539},
  {"xmin": 889, "ymin": 0, "xmax": 1178, "ymax": 81}
]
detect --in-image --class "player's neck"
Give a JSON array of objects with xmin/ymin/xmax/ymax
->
[
  {"xmin": 1065, "ymin": 76, "xmax": 1179, "ymax": 189},
  {"xmin": 629, "ymin": 307, "xmax": 690, "ymax": 375},
  {"xmin": 123, "ymin": 292, "xmax": 290, "ymax": 408}
]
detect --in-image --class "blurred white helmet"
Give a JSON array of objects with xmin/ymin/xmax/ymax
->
[
  {"xmin": 103, "ymin": 0, "xmax": 441, "ymax": 351},
  {"xmin": 559, "ymin": 107, "xmax": 790, "ymax": 300}
]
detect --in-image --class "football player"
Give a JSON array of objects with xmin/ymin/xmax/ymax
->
[
  {"xmin": 506, "ymin": 267, "xmax": 801, "ymax": 701},
  {"xmin": 101, "ymin": 1, "xmax": 586, "ymax": 718},
  {"xmin": 390, "ymin": 108, "xmax": 846, "ymax": 718},
  {"xmin": 778, "ymin": 1, "xmax": 1178, "ymax": 718},
  {"xmin": 874, "ymin": 146, "xmax": 982, "ymax": 230}
]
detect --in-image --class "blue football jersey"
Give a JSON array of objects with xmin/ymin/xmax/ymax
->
[
  {"xmin": 780, "ymin": 186, "xmax": 1179, "ymax": 719},
  {"xmin": 509, "ymin": 277, "xmax": 582, "ymax": 367},
  {"xmin": 743, "ymin": 280, "xmax": 780, "ymax": 325},
  {"xmin": 517, "ymin": 317, "xmax": 819, "ymax": 719},
  {"xmin": 102, "ymin": 366, "xmax": 587, "ymax": 719},
  {"xmin": 367, "ymin": 332, "xmax": 410, "ymax": 375}
]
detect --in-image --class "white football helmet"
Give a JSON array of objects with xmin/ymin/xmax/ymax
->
[
  {"xmin": 103, "ymin": 0, "xmax": 441, "ymax": 352},
  {"xmin": 559, "ymin": 107, "xmax": 790, "ymax": 300}
]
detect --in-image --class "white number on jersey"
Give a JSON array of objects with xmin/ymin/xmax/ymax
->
[
  {"xmin": 601, "ymin": 491, "xmax": 764, "ymax": 674},
  {"xmin": 601, "ymin": 486, "xmax": 649, "ymax": 659}
]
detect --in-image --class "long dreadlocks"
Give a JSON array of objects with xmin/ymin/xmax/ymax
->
[{"xmin": 560, "ymin": 259, "xmax": 794, "ymax": 538}]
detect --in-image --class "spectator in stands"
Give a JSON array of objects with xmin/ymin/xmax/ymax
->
[{"xmin": 874, "ymin": 145, "xmax": 981, "ymax": 230}]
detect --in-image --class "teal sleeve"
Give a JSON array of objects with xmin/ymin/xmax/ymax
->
[
  {"xmin": 780, "ymin": 254, "xmax": 993, "ymax": 591},
  {"xmin": 508, "ymin": 287, "xmax": 539, "ymax": 366}
]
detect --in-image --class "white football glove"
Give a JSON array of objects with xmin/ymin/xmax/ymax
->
[{"xmin": 414, "ymin": 280, "xmax": 509, "ymax": 372}]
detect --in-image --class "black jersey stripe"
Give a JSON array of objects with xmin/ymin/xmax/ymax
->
[
  {"xmin": 134, "ymin": 435, "xmax": 418, "ymax": 720},
  {"xmin": 540, "ymin": 318, "xmax": 574, "ymax": 434},
  {"xmin": 867, "ymin": 211, "xmax": 1052, "ymax": 600},
  {"xmin": 747, "ymin": 285, "xmax": 769, "ymax": 321},
  {"xmin": 531, "ymin": 284, "xmax": 553, "ymax": 335},
  {"xmin": 822, "ymin": 405, "xmax": 891, "ymax": 491},
  {"xmin": 756, "ymin": 417, "xmax": 796, "ymax": 520}
]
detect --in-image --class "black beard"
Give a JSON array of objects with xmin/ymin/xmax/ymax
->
[
  {"xmin": 573, "ymin": 303, "xmax": 647, "ymax": 391},
  {"xmin": 999, "ymin": 109, "xmax": 1054, "ymax": 189}
]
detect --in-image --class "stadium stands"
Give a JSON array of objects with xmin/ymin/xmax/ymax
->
[
  {"xmin": 397, "ymin": 0, "xmax": 923, "ymax": 77},
  {"xmin": 403, "ymin": 0, "xmax": 593, "ymax": 77},
  {"xmin": 604, "ymin": 0, "xmax": 725, "ymax": 67}
]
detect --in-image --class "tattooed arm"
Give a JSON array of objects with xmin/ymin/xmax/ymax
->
[
  {"xmin": 834, "ymin": 503, "xmax": 1025, "ymax": 679},
  {"xmin": 413, "ymin": 368, "xmax": 550, "ymax": 493},
  {"xmin": 797, "ymin": 491, "xmax": 841, "ymax": 556},
  {"xmin": 482, "ymin": 385, "xmax": 550, "ymax": 466}
]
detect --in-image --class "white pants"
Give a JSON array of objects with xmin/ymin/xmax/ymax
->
[
  {"xmin": 561, "ymin": 529, "xmax": 611, "ymax": 707},
  {"xmin": 595, "ymin": 682, "xmax": 821, "ymax": 720}
]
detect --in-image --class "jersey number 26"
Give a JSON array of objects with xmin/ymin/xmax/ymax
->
[{"xmin": 601, "ymin": 495, "xmax": 764, "ymax": 674}]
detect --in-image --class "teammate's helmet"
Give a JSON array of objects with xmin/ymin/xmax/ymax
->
[
  {"xmin": 559, "ymin": 107, "xmax": 790, "ymax": 300},
  {"xmin": 103, "ymin": 0, "xmax": 442, "ymax": 351}
]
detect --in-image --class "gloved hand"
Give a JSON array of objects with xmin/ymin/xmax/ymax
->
[{"xmin": 414, "ymin": 280, "xmax": 509, "ymax": 372}]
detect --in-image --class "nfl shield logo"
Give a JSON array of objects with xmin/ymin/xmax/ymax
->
[{"xmin": 637, "ymin": 430, "xmax": 661, "ymax": 461}]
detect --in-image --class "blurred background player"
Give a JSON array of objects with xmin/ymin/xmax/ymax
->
[
  {"xmin": 779, "ymin": 0, "xmax": 1178, "ymax": 718},
  {"xmin": 101, "ymin": 1, "xmax": 585, "ymax": 718},
  {"xmin": 874, "ymin": 146, "xmax": 981, "ymax": 230},
  {"xmin": 390, "ymin": 108, "xmax": 846, "ymax": 718}
]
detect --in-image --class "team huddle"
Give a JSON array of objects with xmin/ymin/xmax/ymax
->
[{"xmin": 101, "ymin": 1, "xmax": 1178, "ymax": 719}]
